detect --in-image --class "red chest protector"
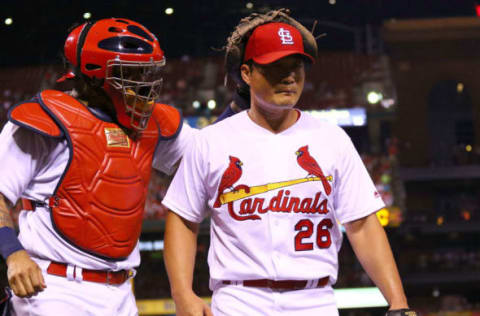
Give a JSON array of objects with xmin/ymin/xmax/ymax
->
[{"xmin": 9, "ymin": 90, "xmax": 182, "ymax": 260}]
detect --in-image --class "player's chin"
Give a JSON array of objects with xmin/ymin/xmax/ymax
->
[{"xmin": 274, "ymin": 96, "xmax": 299, "ymax": 108}]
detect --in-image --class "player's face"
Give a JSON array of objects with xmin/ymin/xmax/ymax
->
[{"xmin": 241, "ymin": 55, "xmax": 305, "ymax": 110}]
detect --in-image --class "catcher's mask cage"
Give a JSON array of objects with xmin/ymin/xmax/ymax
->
[{"xmin": 106, "ymin": 57, "xmax": 165, "ymax": 131}]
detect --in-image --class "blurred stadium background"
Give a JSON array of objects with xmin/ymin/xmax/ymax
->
[{"xmin": 2, "ymin": 0, "xmax": 480, "ymax": 315}]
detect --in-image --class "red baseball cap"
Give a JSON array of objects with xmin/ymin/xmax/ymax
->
[{"xmin": 243, "ymin": 22, "xmax": 314, "ymax": 64}]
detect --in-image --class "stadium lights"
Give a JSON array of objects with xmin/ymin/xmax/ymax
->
[
  {"xmin": 307, "ymin": 108, "xmax": 366, "ymax": 127},
  {"xmin": 367, "ymin": 91, "xmax": 383, "ymax": 104},
  {"xmin": 457, "ymin": 82, "xmax": 464, "ymax": 93},
  {"xmin": 437, "ymin": 216, "xmax": 444, "ymax": 226},
  {"xmin": 246, "ymin": 2, "xmax": 254, "ymax": 9},
  {"xmin": 83, "ymin": 12, "xmax": 92, "ymax": 20},
  {"xmin": 192, "ymin": 100, "xmax": 200, "ymax": 109},
  {"xmin": 139, "ymin": 240, "xmax": 164, "ymax": 251},
  {"xmin": 352, "ymin": 116, "xmax": 365, "ymax": 126},
  {"xmin": 4, "ymin": 17, "xmax": 13, "ymax": 26},
  {"xmin": 380, "ymin": 98, "xmax": 395, "ymax": 109},
  {"xmin": 165, "ymin": 8, "xmax": 174, "ymax": 15},
  {"xmin": 207, "ymin": 99, "xmax": 216, "ymax": 110}
]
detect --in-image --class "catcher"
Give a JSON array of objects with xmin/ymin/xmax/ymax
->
[
  {"xmin": 162, "ymin": 9, "xmax": 417, "ymax": 316},
  {"xmin": 0, "ymin": 18, "xmax": 197, "ymax": 315}
]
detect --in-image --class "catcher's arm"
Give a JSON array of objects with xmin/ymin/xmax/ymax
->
[
  {"xmin": 0, "ymin": 194, "xmax": 14, "ymax": 228},
  {"xmin": 0, "ymin": 193, "xmax": 46, "ymax": 298},
  {"xmin": 344, "ymin": 212, "xmax": 411, "ymax": 311}
]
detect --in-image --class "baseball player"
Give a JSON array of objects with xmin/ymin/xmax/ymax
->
[
  {"xmin": 162, "ymin": 9, "xmax": 417, "ymax": 316},
  {"xmin": 0, "ymin": 18, "xmax": 197, "ymax": 315}
]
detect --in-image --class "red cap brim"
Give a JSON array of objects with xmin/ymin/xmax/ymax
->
[{"xmin": 252, "ymin": 51, "xmax": 315, "ymax": 65}]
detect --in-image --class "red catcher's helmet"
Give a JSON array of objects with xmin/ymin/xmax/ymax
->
[{"xmin": 63, "ymin": 18, "xmax": 165, "ymax": 132}]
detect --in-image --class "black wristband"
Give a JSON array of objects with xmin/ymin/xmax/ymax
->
[
  {"xmin": 386, "ymin": 309, "xmax": 417, "ymax": 316},
  {"xmin": 0, "ymin": 227, "xmax": 24, "ymax": 260}
]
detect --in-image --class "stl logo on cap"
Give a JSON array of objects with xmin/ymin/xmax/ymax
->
[
  {"xmin": 243, "ymin": 22, "xmax": 314, "ymax": 64},
  {"xmin": 278, "ymin": 28, "xmax": 294, "ymax": 45}
]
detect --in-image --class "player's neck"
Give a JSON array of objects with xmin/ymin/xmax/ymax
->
[{"xmin": 248, "ymin": 105, "xmax": 299, "ymax": 134}]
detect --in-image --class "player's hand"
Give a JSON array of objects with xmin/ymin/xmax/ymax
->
[
  {"xmin": 6, "ymin": 250, "xmax": 46, "ymax": 298},
  {"xmin": 174, "ymin": 291, "xmax": 213, "ymax": 316}
]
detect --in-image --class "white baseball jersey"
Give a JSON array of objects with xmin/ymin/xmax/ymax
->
[
  {"xmin": 162, "ymin": 110, "xmax": 385, "ymax": 284},
  {"xmin": 0, "ymin": 120, "xmax": 196, "ymax": 271}
]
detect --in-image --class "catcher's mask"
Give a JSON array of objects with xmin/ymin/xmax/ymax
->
[{"xmin": 62, "ymin": 18, "xmax": 165, "ymax": 131}]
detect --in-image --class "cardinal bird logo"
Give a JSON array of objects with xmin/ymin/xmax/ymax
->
[
  {"xmin": 214, "ymin": 156, "xmax": 243, "ymax": 208},
  {"xmin": 295, "ymin": 145, "xmax": 332, "ymax": 196}
]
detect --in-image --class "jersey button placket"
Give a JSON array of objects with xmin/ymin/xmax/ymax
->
[
  {"xmin": 269, "ymin": 214, "xmax": 286, "ymax": 280},
  {"xmin": 269, "ymin": 137, "xmax": 287, "ymax": 279}
]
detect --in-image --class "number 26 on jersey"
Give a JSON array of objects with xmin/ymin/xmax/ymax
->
[{"xmin": 294, "ymin": 218, "xmax": 333, "ymax": 251}]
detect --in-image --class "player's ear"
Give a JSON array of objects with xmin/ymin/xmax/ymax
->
[{"xmin": 240, "ymin": 64, "xmax": 252, "ymax": 86}]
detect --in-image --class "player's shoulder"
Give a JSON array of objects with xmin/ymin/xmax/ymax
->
[
  {"xmin": 8, "ymin": 92, "xmax": 64, "ymax": 138},
  {"xmin": 200, "ymin": 110, "xmax": 245, "ymax": 136},
  {"xmin": 299, "ymin": 110, "xmax": 349, "ymax": 138},
  {"xmin": 187, "ymin": 111, "xmax": 246, "ymax": 155},
  {"xmin": 0, "ymin": 121, "xmax": 21, "ymax": 138},
  {"xmin": 151, "ymin": 103, "xmax": 183, "ymax": 140},
  {"xmin": 0, "ymin": 119, "xmax": 63, "ymax": 154}
]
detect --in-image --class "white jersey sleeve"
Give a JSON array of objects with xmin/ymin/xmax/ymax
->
[
  {"xmin": 161, "ymin": 131, "xmax": 209, "ymax": 223},
  {"xmin": 332, "ymin": 128, "xmax": 385, "ymax": 224},
  {"xmin": 0, "ymin": 122, "xmax": 65, "ymax": 205},
  {"xmin": 152, "ymin": 122, "xmax": 197, "ymax": 175}
]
